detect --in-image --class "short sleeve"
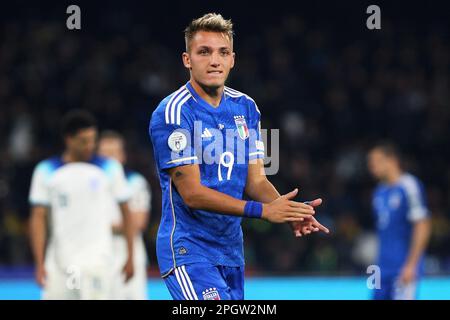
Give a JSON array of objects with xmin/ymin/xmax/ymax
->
[
  {"xmin": 128, "ymin": 173, "xmax": 151, "ymax": 213},
  {"xmin": 29, "ymin": 162, "xmax": 50, "ymax": 206},
  {"xmin": 149, "ymin": 106, "xmax": 199, "ymax": 171},
  {"xmin": 402, "ymin": 176, "xmax": 429, "ymax": 222},
  {"xmin": 247, "ymin": 99, "xmax": 265, "ymax": 160}
]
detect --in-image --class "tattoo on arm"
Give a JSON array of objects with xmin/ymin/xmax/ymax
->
[{"xmin": 174, "ymin": 170, "xmax": 183, "ymax": 178}]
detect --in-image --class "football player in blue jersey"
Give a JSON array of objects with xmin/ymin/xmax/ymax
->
[
  {"xmin": 368, "ymin": 142, "xmax": 431, "ymax": 300},
  {"xmin": 149, "ymin": 13, "xmax": 329, "ymax": 300}
]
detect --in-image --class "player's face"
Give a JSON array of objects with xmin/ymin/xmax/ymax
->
[
  {"xmin": 98, "ymin": 138, "xmax": 126, "ymax": 164},
  {"xmin": 66, "ymin": 127, "xmax": 97, "ymax": 161},
  {"xmin": 367, "ymin": 149, "xmax": 389, "ymax": 181},
  {"xmin": 183, "ymin": 31, "xmax": 235, "ymax": 89}
]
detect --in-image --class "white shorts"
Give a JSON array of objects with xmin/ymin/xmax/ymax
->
[
  {"xmin": 42, "ymin": 261, "xmax": 112, "ymax": 300},
  {"xmin": 41, "ymin": 243, "xmax": 113, "ymax": 300}
]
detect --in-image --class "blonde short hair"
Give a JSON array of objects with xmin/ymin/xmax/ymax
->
[{"xmin": 184, "ymin": 13, "xmax": 234, "ymax": 51}]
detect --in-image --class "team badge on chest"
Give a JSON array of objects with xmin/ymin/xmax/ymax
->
[{"xmin": 234, "ymin": 115, "xmax": 249, "ymax": 140}]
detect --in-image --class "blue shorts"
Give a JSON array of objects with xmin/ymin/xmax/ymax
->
[
  {"xmin": 163, "ymin": 263, "xmax": 244, "ymax": 300},
  {"xmin": 373, "ymin": 277, "xmax": 418, "ymax": 300}
]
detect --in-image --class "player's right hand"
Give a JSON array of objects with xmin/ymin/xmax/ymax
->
[
  {"xmin": 35, "ymin": 264, "xmax": 47, "ymax": 287},
  {"xmin": 262, "ymin": 188, "xmax": 315, "ymax": 223},
  {"xmin": 122, "ymin": 258, "xmax": 135, "ymax": 282}
]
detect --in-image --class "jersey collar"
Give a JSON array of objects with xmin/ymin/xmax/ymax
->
[{"xmin": 186, "ymin": 81, "xmax": 226, "ymax": 112}]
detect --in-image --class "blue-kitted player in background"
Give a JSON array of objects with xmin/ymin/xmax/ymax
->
[
  {"xmin": 367, "ymin": 142, "xmax": 432, "ymax": 300},
  {"xmin": 149, "ymin": 13, "xmax": 329, "ymax": 300}
]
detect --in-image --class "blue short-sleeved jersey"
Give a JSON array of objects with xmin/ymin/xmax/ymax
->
[
  {"xmin": 372, "ymin": 173, "xmax": 429, "ymax": 279},
  {"xmin": 149, "ymin": 82, "xmax": 264, "ymax": 277}
]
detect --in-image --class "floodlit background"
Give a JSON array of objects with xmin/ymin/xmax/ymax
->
[{"xmin": 0, "ymin": 1, "xmax": 449, "ymax": 299}]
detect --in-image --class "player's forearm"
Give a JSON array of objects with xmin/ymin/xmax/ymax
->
[
  {"xmin": 29, "ymin": 210, "xmax": 47, "ymax": 267},
  {"xmin": 119, "ymin": 203, "xmax": 134, "ymax": 261},
  {"xmin": 181, "ymin": 184, "xmax": 247, "ymax": 216},
  {"xmin": 134, "ymin": 211, "xmax": 149, "ymax": 232},
  {"xmin": 245, "ymin": 159, "xmax": 280, "ymax": 203},
  {"xmin": 405, "ymin": 219, "xmax": 431, "ymax": 266},
  {"xmin": 170, "ymin": 165, "xmax": 248, "ymax": 216},
  {"xmin": 246, "ymin": 177, "xmax": 280, "ymax": 203}
]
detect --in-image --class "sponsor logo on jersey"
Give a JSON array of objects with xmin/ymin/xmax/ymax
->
[{"xmin": 201, "ymin": 128, "xmax": 213, "ymax": 138}]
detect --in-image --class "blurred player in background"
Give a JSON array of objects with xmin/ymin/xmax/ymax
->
[
  {"xmin": 367, "ymin": 142, "xmax": 431, "ymax": 300},
  {"xmin": 98, "ymin": 131, "xmax": 151, "ymax": 300},
  {"xmin": 29, "ymin": 110, "xmax": 134, "ymax": 299},
  {"xmin": 149, "ymin": 13, "xmax": 329, "ymax": 300}
]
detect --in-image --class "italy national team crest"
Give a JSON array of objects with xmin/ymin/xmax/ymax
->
[
  {"xmin": 234, "ymin": 115, "xmax": 249, "ymax": 140},
  {"xmin": 202, "ymin": 287, "xmax": 221, "ymax": 300}
]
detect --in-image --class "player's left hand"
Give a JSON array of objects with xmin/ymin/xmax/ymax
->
[
  {"xmin": 122, "ymin": 258, "xmax": 135, "ymax": 282},
  {"xmin": 289, "ymin": 198, "xmax": 330, "ymax": 237},
  {"xmin": 399, "ymin": 263, "xmax": 416, "ymax": 285}
]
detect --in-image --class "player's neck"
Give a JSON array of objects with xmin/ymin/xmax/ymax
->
[
  {"xmin": 385, "ymin": 168, "xmax": 403, "ymax": 185},
  {"xmin": 189, "ymin": 79, "xmax": 223, "ymax": 107},
  {"xmin": 62, "ymin": 151, "xmax": 84, "ymax": 163}
]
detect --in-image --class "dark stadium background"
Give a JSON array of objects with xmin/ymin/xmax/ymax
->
[{"xmin": 0, "ymin": 0, "xmax": 448, "ymax": 291}]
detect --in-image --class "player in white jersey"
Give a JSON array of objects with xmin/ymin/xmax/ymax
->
[
  {"xmin": 29, "ymin": 110, "xmax": 135, "ymax": 300},
  {"xmin": 98, "ymin": 130, "xmax": 151, "ymax": 300}
]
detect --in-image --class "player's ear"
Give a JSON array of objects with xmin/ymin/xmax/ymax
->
[
  {"xmin": 230, "ymin": 52, "xmax": 236, "ymax": 69},
  {"xmin": 182, "ymin": 52, "xmax": 191, "ymax": 70}
]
